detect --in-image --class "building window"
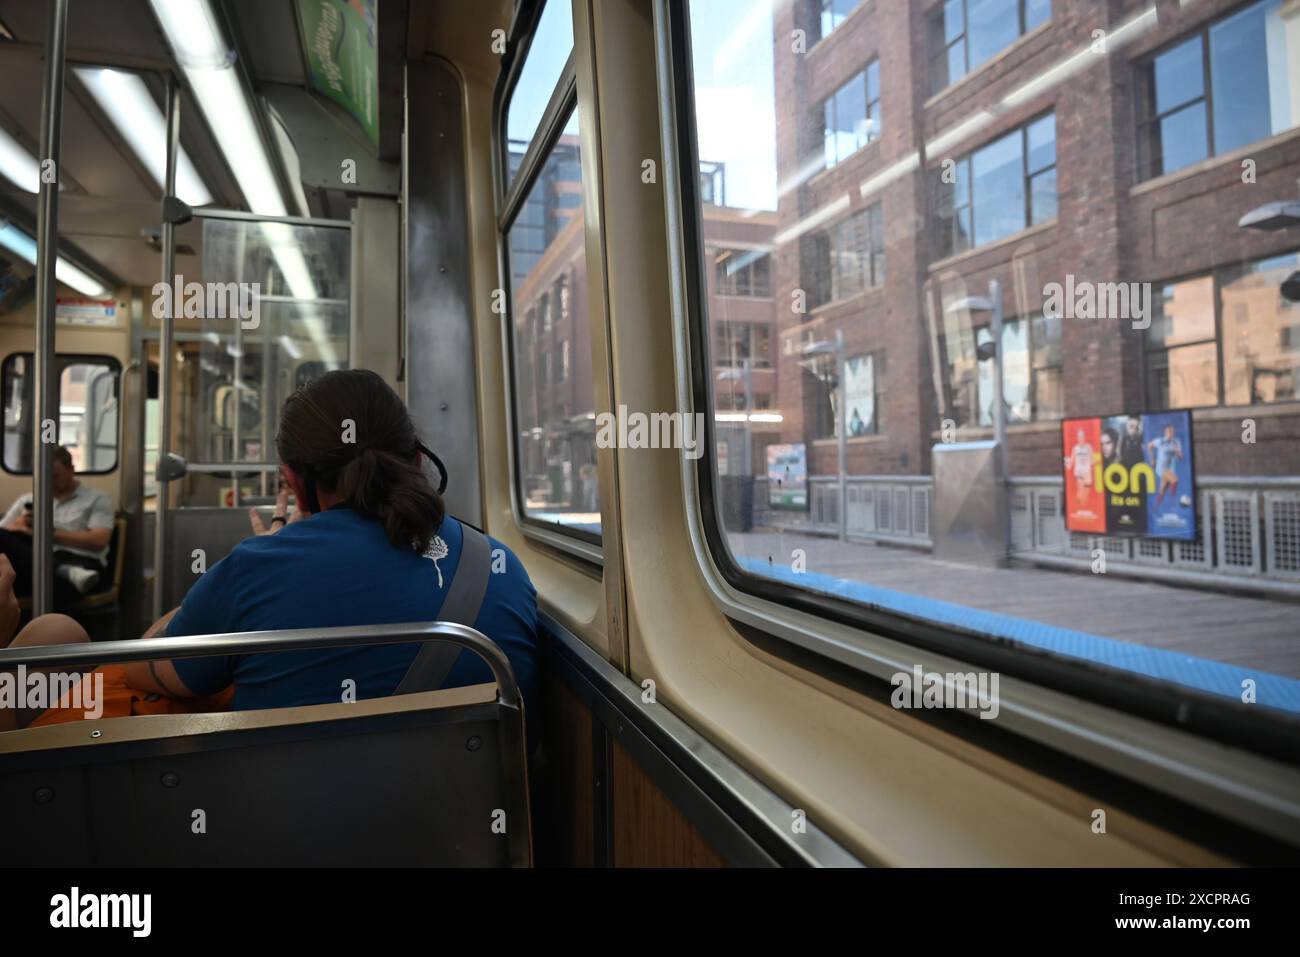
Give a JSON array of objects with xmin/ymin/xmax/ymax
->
[
  {"xmin": 715, "ymin": 322, "xmax": 773, "ymax": 370},
  {"xmin": 942, "ymin": 314, "xmax": 1061, "ymax": 428},
  {"xmin": 715, "ymin": 249, "xmax": 773, "ymax": 297},
  {"xmin": 803, "ymin": 203, "xmax": 885, "ymax": 309},
  {"xmin": 1136, "ymin": 0, "xmax": 1298, "ymax": 181},
  {"xmin": 814, "ymin": 0, "xmax": 863, "ymax": 44},
  {"xmin": 1222, "ymin": 253, "xmax": 1300, "ymax": 405},
  {"xmin": 928, "ymin": 0, "xmax": 1051, "ymax": 93},
  {"xmin": 934, "ymin": 113, "xmax": 1056, "ymax": 258},
  {"xmin": 820, "ymin": 60, "xmax": 881, "ymax": 168},
  {"xmin": 700, "ymin": 160, "xmax": 726, "ymax": 205},
  {"xmin": 1144, "ymin": 276, "xmax": 1220, "ymax": 410}
]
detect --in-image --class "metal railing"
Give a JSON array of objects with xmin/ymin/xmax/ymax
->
[
  {"xmin": 747, "ymin": 473, "xmax": 1300, "ymax": 592},
  {"xmin": 754, "ymin": 476, "xmax": 933, "ymax": 546},
  {"xmin": 1009, "ymin": 475, "xmax": 1300, "ymax": 593}
]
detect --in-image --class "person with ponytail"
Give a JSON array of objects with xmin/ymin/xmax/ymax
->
[
  {"xmin": 116, "ymin": 369, "xmax": 540, "ymax": 716},
  {"xmin": 8, "ymin": 370, "xmax": 538, "ymax": 729}
]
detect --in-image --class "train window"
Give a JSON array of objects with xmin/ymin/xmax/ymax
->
[
  {"xmin": 2, "ymin": 354, "xmax": 120, "ymax": 474},
  {"xmin": 506, "ymin": 112, "xmax": 600, "ymax": 540},
  {"xmin": 504, "ymin": 0, "xmax": 574, "ymax": 190},
  {"xmin": 500, "ymin": 2, "xmax": 601, "ymax": 544},
  {"xmin": 197, "ymin": 217, "xmax": 349, "ymax": 466},
  {"xmin": 675, "ymin": 0, "xmax": 1300, "ymax": 741}
]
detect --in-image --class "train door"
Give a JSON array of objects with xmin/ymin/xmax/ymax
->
[{"xmin": 145, "ymin": 211, "xmax": 351, "ymax": 617}]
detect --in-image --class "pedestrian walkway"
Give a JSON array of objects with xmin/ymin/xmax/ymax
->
[{"xmin": 728, "ymin": 530, "xmax": 1300, "ymax": 711}]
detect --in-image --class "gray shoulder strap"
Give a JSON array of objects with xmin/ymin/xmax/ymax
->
[{"xmin": 395, "ymin": 523, "xmax": 493, "ymax": 695}]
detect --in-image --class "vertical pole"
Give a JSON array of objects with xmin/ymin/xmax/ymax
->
[
  {"xmin": 232, "ymin": 304, "xmax": 243, "ymax": 507},
  {"xmin": 835, "ymin": 329, "xmax": 847, "ymax": 542},
  {"xmin": 990, "ymin": 278, "xmax": 1009, "ymax": 563},
  {"xmin": 742, "ymin": 357, "xmax": 754, "ymax": 478},
  {"xmin": 152, "ymin": 76, "xmax": 181, "ymax": 621},
  {"xmin": 990, "ymin": 279, "xmax": 1007, "ymax": 478},
  {"xmin": 32, "ymin": 0, "xmax": 70, "ymax": 617}
]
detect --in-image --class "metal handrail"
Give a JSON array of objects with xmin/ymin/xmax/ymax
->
[{"xmin": 0, "ymin": 621, "xmax": 522, "ymax": 710}]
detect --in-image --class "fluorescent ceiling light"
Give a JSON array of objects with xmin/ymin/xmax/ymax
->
[
  {"xmin": 148, "ymin": 0, "xmax": 284, "ymax": 217},
  {"xmin": 0, "ymin": 125, "xmax": 39, "ymax": 193},
  {"xmin": 149, "ymin": 0, "xmax": 336, "ymax": 363},
  {"xmin": 74, "ymin": 67, "xmax": 213, "ymax": 207},
  {"xmin": 0, "ymin": 222, "xmax": 109, "ymax": 297}
]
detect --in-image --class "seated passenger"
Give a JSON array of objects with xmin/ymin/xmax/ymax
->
[
  {"xmin": 0, "ymin": 445, "xmax": 114, "ymax": 600},
  {"xmin": 125, "ymin": 368, "xmax": 540, "ymax": 716}
]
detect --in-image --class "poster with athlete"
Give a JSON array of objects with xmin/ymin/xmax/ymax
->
[
  {"xmin": 1061, "ymin": 418, "xmax": 1106, "ymax": 533},
  {"xmin": 1061, "ymin": 409, "xmax": 1196, "ymax": 542}
]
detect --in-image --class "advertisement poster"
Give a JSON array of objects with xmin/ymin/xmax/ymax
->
[
  {"xmin": 844, "ymin": 354, "xmax": 876, "ymax": 437},
  {"xmin": 296, "ymin": 0, "xmax": 379, "ymax": 148},
  {"xmin": 1061, "ymin": 410, "xmax": 1196, "ymax": 541},
  {"xmin": 766, "ymin": 443, "xmax": 808, "ymax": 510}
]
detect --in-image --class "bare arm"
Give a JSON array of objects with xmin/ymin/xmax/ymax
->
[
  {"xmin": 123, "ymin": 608, "xmax": 200, "ymax": 698},
  {"xmin": 52, "ymin": 526, "xmax": 112, "ymax": 551}
]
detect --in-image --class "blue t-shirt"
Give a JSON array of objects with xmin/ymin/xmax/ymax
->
[{"xmin": 167, "ymin": 508, "xmax": 539, "ymax": 716}]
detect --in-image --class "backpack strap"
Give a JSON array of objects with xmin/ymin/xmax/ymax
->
[{"xmin": 395, "ymin": 522, "xmax": 493, "ymax": 694}]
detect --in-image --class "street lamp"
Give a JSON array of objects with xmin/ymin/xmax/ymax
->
[
  {"xmin": 802, "ymin": 329, "xmax": 847, "ymax": 542},
  {"xmin": 1240, "ymin": 201, "xmax": 1300, "ymax": 302},
  {"xmin": 946, "ymin": 279, "xmax": 1006, "ymax": 479},
  {"xmin": 1238, "ymin": 201, "xmax": 1300, "ymax": 232}
]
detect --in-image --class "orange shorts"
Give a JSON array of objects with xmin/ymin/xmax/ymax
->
[{"xmin": 26, "ymin": 664, "xmax": 235, "ymax": 728}]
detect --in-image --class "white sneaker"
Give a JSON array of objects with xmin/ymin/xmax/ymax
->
[{"xmin": 57, "ymin": 565, "xmax": 100, "ymax": 594}]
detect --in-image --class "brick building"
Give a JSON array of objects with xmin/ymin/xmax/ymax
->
[{"xmin": 760, "ymin": 0, "xmax": 1300, "ymax": 482}]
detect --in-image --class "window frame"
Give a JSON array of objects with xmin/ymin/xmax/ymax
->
[
  {"xmin": 1135, "ymin": 0, "xmax": 1289, "ymax": 183},
  {"xmin": 818, "ymin": 59, "xmax": 882, "ymax": 170},
  {"xmin": 1, "ymin": 352, "xmax": 122, "ymax": 476},
  {"xmin": 927, "ymin": 0, "xmax": 1050, "ymax": 94},
  {"xmin": 493, "ymin": 0, "xmax": 603, "ymax": 562},
  {"xmin": 656, "ymin": 0, "xmax": 1300, "ymax": 815},
  {"xmin": 935, "ymin": 111, "xmax": 1057, "ymax": 259}
]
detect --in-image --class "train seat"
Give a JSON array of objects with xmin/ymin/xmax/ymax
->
[{"xmin": 0, "ymin": 624, "xmax": 532, "ymax": 867}]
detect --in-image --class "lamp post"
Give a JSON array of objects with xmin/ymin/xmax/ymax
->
[{"xmin": 802, "ymin": 330, "xmax": 847, "ymax": 542}]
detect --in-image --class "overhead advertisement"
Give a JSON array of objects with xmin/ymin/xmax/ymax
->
[
  {"xmin": 296, "ymin": 0, "xmax": 380, "ymax": 148},
  {"xmin": 1061, "ymin": 409, "xmax": 1197, "ymax": 541}
]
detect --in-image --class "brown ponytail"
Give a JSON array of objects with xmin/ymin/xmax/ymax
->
[{"xmin": 276, "ymin": 369, "xmax": 445, "ymax": 552}]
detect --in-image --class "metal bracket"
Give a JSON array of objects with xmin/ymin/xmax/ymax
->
[
  {"xmin": 155, "ymin": 451, "xmax": 188, "ymax": 483},
  {"xmin": 162, "ymin": 195, "xmax": 192, "ymax": 226}
]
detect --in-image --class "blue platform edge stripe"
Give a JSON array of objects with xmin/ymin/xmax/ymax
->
[{"xmin": 735, "ymin": 556, "xmax": 1300, "ymax": 715}]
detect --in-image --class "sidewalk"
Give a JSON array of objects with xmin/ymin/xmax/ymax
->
[{"xmin": 728, "ymin": 530, "xmax": 1300, "ymax": 681}]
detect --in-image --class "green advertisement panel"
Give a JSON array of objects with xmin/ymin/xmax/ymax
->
[{"xmin": 296, "ymin": 0, "xmax": 379, "ymax": 148}]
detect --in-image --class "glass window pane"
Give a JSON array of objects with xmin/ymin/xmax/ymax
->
[
  {"xmin": 970, "ymin": 129, "xmax": 1025, "ymax": 245},
  {"xmin": 944, "ymin": 0, "xmax": 965, "ymax": 43},
  {"xmin": 1147, "ymin": 342, "xmax": 1220, "ymax": 409},
  {"xmin": 1220, "ymin": 252, "xmax": 1300, "ymax": 405},
  {"xmin": 1029, "ymin": 168, "xmax": 1057, "ymax": 223},
  {"xmin": 683, "ymin": 0, "xmax": 1300, "ymax": 734},
  {"xmin": 1210, "ymin": 0, "xmax": 1286, "ymax": 155},
  {"xmin": 1001, "ymin": 319, "xmax": 1032, "ymax": 422},
  {"xmin": 834, "ymin": 73, "xmax": 867, "ymax": 161},
  {"xmin": 2, "ymin": 355, "xmax": 119, "ymax": 473},
  {"xmin": 1154, "ymin": 102, "xmax": 1210, "ymax": 176},
  {"xmin": 967, "ymin": 0, "xmax": 1019, "ymax": 72},
  {"xmin": 505, "ymin": 0, "xmax": 575, "ymax": 176},
  {"xmin": 1024, "ymin": 0, "xmax": 1051, "ymax": 32},
  {"xmin": 507, "ymin": 109, "xmax": 600, "ymax": 538},
  {"xmin": 1026, "ymin": 113, "xmax": 1055, "ymax": 174},
  {"xmin": 1153, "ymin": 36, "xmax": 1205, "ymax": 115},
  {"xmin": 1148, "ymin": 276, "xmax": 1216, "ymax": 348},
  {"xmin": 947, "ymin": 41, "xmax": 967, "ymax": 86}
]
